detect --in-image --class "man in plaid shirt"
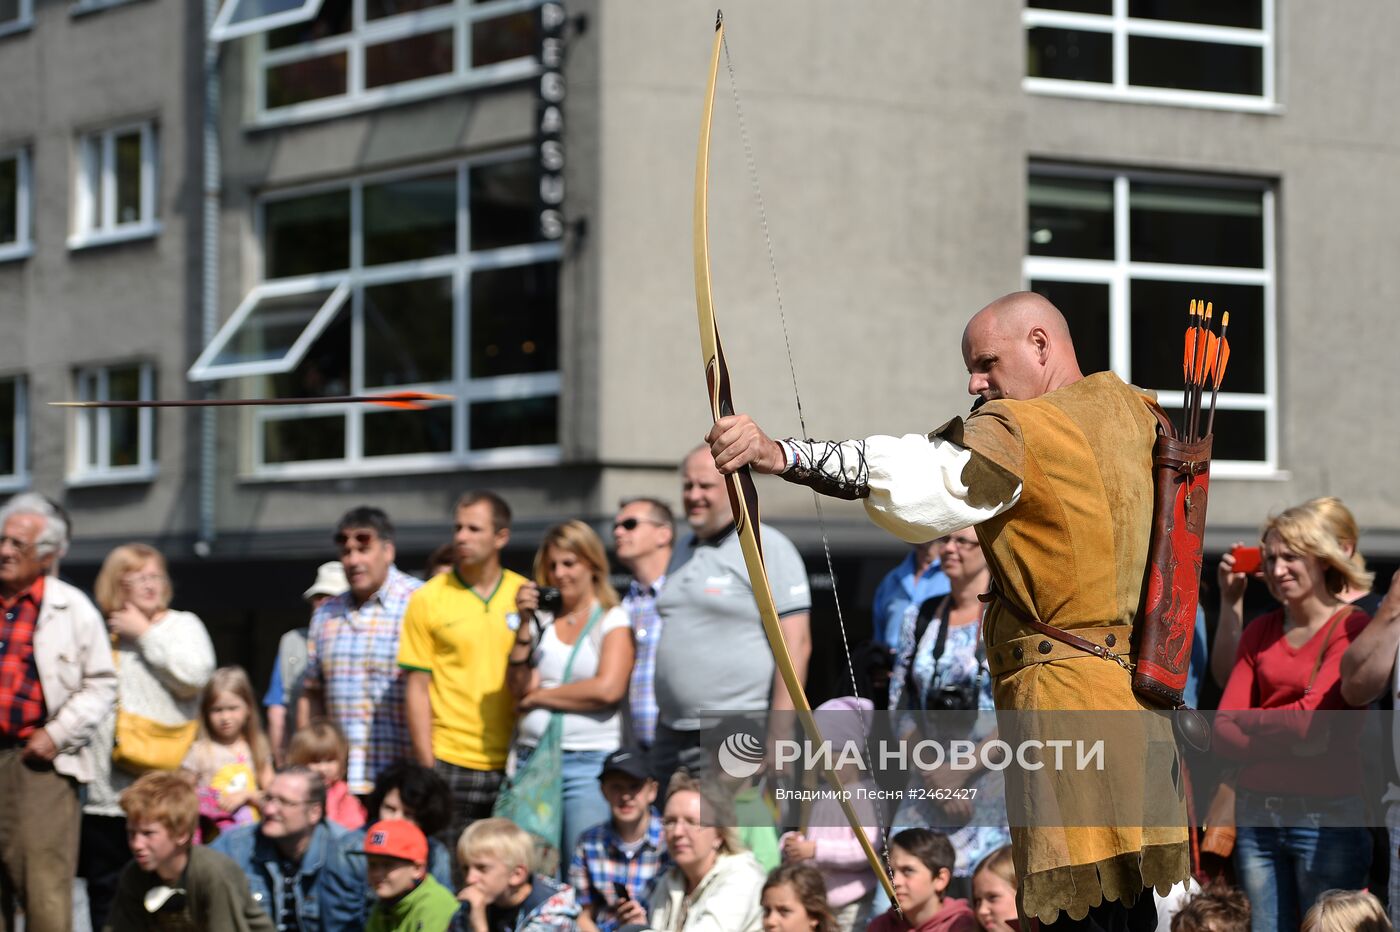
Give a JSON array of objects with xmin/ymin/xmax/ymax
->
[
  {"xmin": 300, "ymin": 506, "xmax": 422, "ymax": 795},
  {"xmin": 611, "ymin": 499, "xmax": 674, "ymax": 751},
  {"xmin": 567, "ymin": 747, "xmax": 668, "ymax": 932}
]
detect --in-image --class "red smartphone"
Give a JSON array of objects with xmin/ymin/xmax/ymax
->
[{"xmin": 1231, "ymin": 545, "xmax": 1262, "ymax": 575}]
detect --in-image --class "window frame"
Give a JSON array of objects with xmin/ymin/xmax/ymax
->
[
  {"xmin": 0, "ymin": 147, "xmax": 33, "ymax": 263},
  {"xmin": 0, "ymin": 0, "xmax": 33, "ymax": 37},
  {"xmin": 69, "ymin": 121, "xmax": 162, "ymax": 250},
  {"xmin": 71, "ymin": 0, "xmax": 146, "ymax": 15},
  {"xmin": 1023, "ymin": 163, "xmax": 1279, "ymax": 477},
  {"xmin": 224, "ymin": 150, "xmax": 562, "ymax": 480},
  {"xmin": 1023, "ymin": 0, "xmax": 1278, "ymax": 112},
  {"xmin": 188, "ymin": 278, "xmax": 352, "ymax": 381},
  {"xmin": 252, "ymin": 0, "xmax": 546, "ymax": 128},
  {"xmin": 0, "ymin": 374, "xmax": 28, "ymax": 493},
  {"xmin": 68, "ymin": 362, "xmax": 158, "ymax": 486},
  {"xmin": 210, "ymin": 0, "xmax": 324, "ymax": 43}
]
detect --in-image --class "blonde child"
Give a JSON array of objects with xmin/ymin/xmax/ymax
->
[
  {"xmin": 181, "ymin": 666, "xmax": 273, "ymax": 840},
  {"xmin": 450, "ymin": 818, "xmax": 579, "ymax": 931},
  {"xmin": 288, "ymin": 718, "xmax": 366, "ymax": 830},
  {"xmin": 970, "ymin": 846, "xmax": 1017, "ymax": 932},
  {"xmin": 1301, "ymin": 890, "xmax": 1392, "ymax": 932}
]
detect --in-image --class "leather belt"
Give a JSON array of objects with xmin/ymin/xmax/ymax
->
[{"xmin": 986, "ymin": 624, "xmax": 1136, "ymax": 678}]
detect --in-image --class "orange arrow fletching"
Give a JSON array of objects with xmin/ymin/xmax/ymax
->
[
  {"xmin": 367, "ymin": 391, "xmax": 452, "ymax": 411},
  {"xmin": 1184, "ymin": 303, "xmax": 1198, "ymax": 381},
  {"xmin": 1203, "ymin": 332, "xmax": 1220, "ymax": 382},
  {"xmin": 1193, "ymin": 303, "xmax": 1212, "ymax": 382}
]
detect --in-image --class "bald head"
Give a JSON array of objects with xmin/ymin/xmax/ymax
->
[{"xmin": 962, "ymin": 291, "xmax": 1083, "ymax": 402}]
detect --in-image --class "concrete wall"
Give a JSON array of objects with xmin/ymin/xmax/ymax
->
[{"xmin": 0, "ymin": 0, "xmax": 203, "ymax": 551}]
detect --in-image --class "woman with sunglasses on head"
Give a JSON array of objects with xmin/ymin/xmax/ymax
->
[
  {"xmin": 510, "ymin": 520, "xmax": 636, "ymax": 872},
  {"xmin": 1216, "ymin": 499, "xmax": 1374, "ymax": 932},
  {"xmin": 80, "ymin": 543, "xmax": 217, "ymax": 931},
  {"xmin": 887, "ymin": 531, "xmax": 1010, "ymax": 898}
]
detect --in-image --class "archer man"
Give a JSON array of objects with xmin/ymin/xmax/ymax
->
[{"xmin": 707, "ymin": 291, "xmax": 1189, "ymax": 932}]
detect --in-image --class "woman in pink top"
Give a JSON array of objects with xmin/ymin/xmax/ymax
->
[{"xmin": 1216, "ymin": 499, "xmax": 1374, "ymax": 932}]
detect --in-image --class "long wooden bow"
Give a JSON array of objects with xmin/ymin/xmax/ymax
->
[{"xmin": 693, "ymin": 11, "xmax": 899, "ymax": 908}]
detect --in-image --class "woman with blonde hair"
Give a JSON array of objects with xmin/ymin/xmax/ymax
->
[
  {"xmin": 1216, "ymin": 499, "xmax": 1375, "ymax": 931},
  {"xmin": 80, "ymin": 542, "xmax": 216, "ymax": 931},
  {"xmin": 509, "ymin": 520, "xmax": 635, "ymax": 870},
  {"xmin": 635, "ymin": 771, "xmax": 765, "ymax": 932},
  {"xmin": 1215, "ymin": 495, "xmax": 1378, "ymax": 689}
]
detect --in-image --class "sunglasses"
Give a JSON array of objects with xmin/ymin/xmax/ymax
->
[
  {"xmin": 333, "ymin": 530, "xmax": 379, "ymax": 551},
  {"xmin": 613, "ymin": 517, "xmax": 665, "ymax": 532}
]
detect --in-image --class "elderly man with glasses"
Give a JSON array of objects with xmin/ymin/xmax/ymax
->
[
  {"xmin": 0, "ymin": 491, "xmax": 117, "ymax": 932},
  {"xmin": 211, "ymin": 765, "xmax": 353, "ymax": 932}
]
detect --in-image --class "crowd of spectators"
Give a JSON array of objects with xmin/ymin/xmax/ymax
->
[{"xmin": 1, "ymin": 458, "xmax": 1398, "ymax": 931}]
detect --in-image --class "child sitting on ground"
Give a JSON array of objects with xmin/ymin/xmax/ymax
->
[
  {"xmin": 104, "ymin": 771, "xmax": 272, "ymax": 931},
  {"xmin": 451, "ymin": 818, "xmax": 580, "ymax": 932},
  {"xmin": 568, "ymin": 747, "xmax": 669, "ymax": 932},
  {"xmin": 762, "ymin": 863, "xmax": 839, "ymax": 932},
  {"xmin": 970, "ymin": 846, "xmax": 1017, "ymax": 932},
  {"xmin": 1170, "ymin": 885, "xmax": 1250, "ymax": 932},
  {"xmin": 1300, "ymin": 890, "xmax": 1391, "ymax": 932},
  {"xmin": 867, "ymin": 829, "xmax": 977, "ymax": 932},
  {"xmin": 362, "ymin": 819, "xmax": 459, "ymax": 932},
  {"xmin": 288, "ymin": 718, "xmax": 366, "ymax": 830}
]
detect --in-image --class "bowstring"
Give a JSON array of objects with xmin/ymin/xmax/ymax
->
[{"xmin": 721, "ymin": 30, "xmax": 894, "ymax": 877}]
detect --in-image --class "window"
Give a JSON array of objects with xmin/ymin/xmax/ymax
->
[
  {"xmin": 254, "ymin": 0, "xmax": 546, "ymax": 124},
  {"xmin": 70, "ymin": 363, "xmax": 157, "ymax": 484},
  {"xmin": 1025, "ymin": 166, "xmax": 1276, "ymax": 473},
  {"xmin": 0, "ymin": 0, "xmax": 33, "ymax": 36},
  {"xmin": 195, "ymin": 152, "xmax": 560, "ymax": 477},
  {"xmin": 1024, "ymin": 0, "xmax": 1274, "ymax": 110},
  {"xmin": 0, "ymin": 148, "xmax": 32, "ymax": 262},
  {"xmin": 210, "ymin": 0, "xmax": 324, "ymax": 42},
  {"xmin": 70, "ymin": 122, "xmax": 160, "ymax": 249},
  {"xmin": 0, "ymin": 376, "xmax": 27, "ymax": 492}
]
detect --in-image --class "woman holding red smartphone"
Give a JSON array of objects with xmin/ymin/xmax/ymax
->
[
  {"xmin": 1215, "ymin": 499, "xmax": 1375, "ymax": 931},
  {"xmin": 1212, "ymin": 496, "xmax": 1381, "ymax": 690}
]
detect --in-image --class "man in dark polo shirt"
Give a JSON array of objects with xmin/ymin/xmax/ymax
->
[{"xmin": 650, "ymin": 448, "xmax": 811, "ymax": 789}]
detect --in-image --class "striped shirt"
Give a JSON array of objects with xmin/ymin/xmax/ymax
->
[
  {"xmin": 622, "ymin": 577, "xmax": 664, "ymax": 747},
  {"xmin": 303, "ymin": 566, "xmax": 422, "ymax": 793}
]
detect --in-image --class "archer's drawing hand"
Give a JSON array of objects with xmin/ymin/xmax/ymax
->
[{"xmin": 708, "ymin": 415, "xmax": 787, "ymax": 475}]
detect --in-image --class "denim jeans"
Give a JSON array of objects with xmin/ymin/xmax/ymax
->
[
  {"xmin": 559, "ymin": 748, "xmax": 613, "ymax": 874},
  {"xmin": 1234, "ymin": 791, "xmax": 1373, "ymax": 932}
]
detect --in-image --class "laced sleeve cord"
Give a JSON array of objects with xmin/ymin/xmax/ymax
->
[{"xmin": 778, "ymin": 438, "xmax": 869, "ymax": 501}]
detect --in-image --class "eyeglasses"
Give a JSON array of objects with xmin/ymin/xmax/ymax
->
[
  {"xmin": 122, "ymin": 574, "xmax": 166, "ymax": 587},
  {"xmin": 944, "ymin": 536, "xmax": 980, "ymax": 550},
  {"xmin": 661, "ymin": 816, "xmax": 714, "ymax": 832},
  {"xmin": 613, "ymin": 518, "xmax": 666, "ymax": 532},
  {"xmin": 262, "ymin": 795, "xmax": 312, "ymax": 810},
  {"xmin": 0, "ymin": 535, "xmax": 36, "ymax": 554},
  {"xmin": 334, "ymin": 530, "xmax": 379, "ymax": 552}
]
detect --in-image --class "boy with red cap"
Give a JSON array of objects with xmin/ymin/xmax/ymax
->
[{"xmin": 362, "ymin": 819, "xmax": 459, "ymax": 932}]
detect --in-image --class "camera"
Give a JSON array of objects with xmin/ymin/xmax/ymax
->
[
  {"xmin": 926, "ymin": 684, "xmax": 980, "ymax": 735},
  {"xmin": 538, "ymin": 586, "xmax": 564, "ymax": 615}
]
